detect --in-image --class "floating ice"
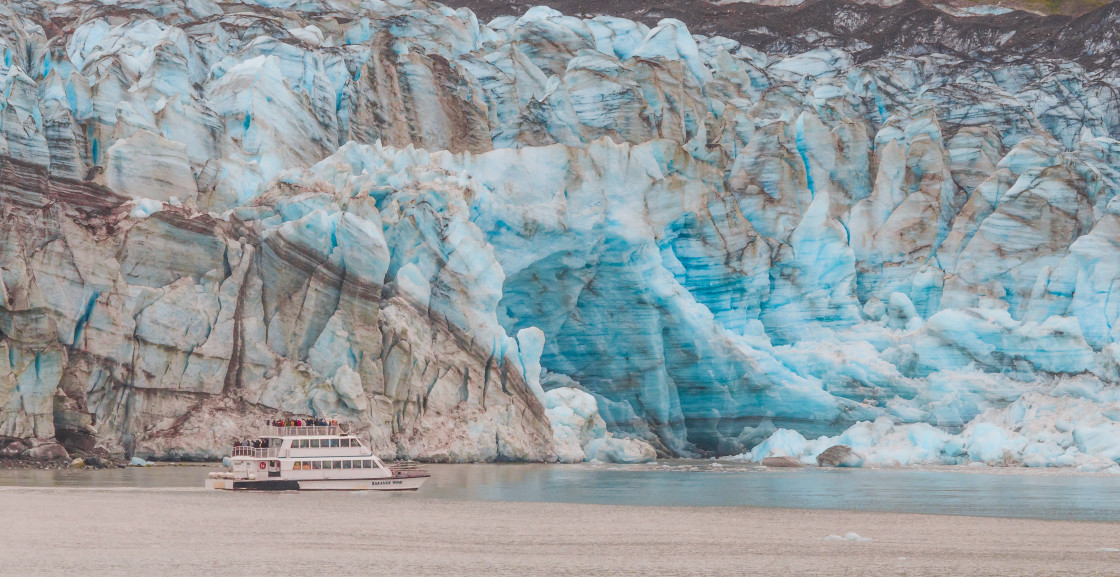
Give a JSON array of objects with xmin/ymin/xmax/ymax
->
[
  {"xmin": 737, "ymin": 392, "xmax": 1120, "ymax": 471},
  {"xmin": 823, "ymin": 533, "xmax": 872, "ymax": 542}
]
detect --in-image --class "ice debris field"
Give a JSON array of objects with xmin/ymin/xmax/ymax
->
[{"xmin": 1, "ymin": 0, "xmax": 1120, "ymax": 469}]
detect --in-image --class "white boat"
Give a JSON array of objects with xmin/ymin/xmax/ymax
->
[{"xmin": 205, "ymin": 423, "xmax": 429, "ymax": 491}]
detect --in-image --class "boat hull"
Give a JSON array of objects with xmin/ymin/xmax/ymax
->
[{"xmin": 205, "ymin": 476, "xmax": 427, "ymax": 491}]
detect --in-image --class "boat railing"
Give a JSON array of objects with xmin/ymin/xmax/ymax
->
[
  {"xmin": 268, "ymin": 425, "xmax": 341, "ymax": 437},
  {"xmin": 231, "ymin": 446, "xmax": 280, "ymax": 458},
  {"xmin": 387, "ymin": 461, "xmax": 426, "ymax": 470},
  {"xmin": 387, "ymin": 460, "xmax": 429, "ymax": 478}
]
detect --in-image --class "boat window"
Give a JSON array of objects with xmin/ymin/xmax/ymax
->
[
  {"xmin": 334, "ymin": 460, "xmax": 342, "ymax": 469},
  {"xmin": 362, "ymin": 460, "xmax": 371, "ymax": 468},
  {"xmin": 343, "ymin": 460, "xmax": 352, "ymax": 469},
  {"xmin": 298, "ymin": 439, "xmax": 308, "ymax": 448},
  {"xmin": 312, "ymin": 461, "xmax": 321, "ymax": 470},
  {"xmin": 311, "ymin": 439, "xmax": 320, "ymax": 448},
  {"xmin": 330, "ymin": 439, "xmax": 340, "ymax": 448},
  {"xmin": 292, "ymin": 461, "xmax": 301, "ymax": 469},
  {"xmin": 341, "ymin": 438, "xmax": 351, "ymax": 447}
]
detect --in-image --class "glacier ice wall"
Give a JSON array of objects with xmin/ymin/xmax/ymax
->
[{"xmin": 1, "ymin": 0, "xmax": 1120, "ymax": 464}]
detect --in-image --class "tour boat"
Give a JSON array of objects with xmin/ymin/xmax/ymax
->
[{"xmin": 205, "ymin": 422, "xmax": 429, "ymax": 491}]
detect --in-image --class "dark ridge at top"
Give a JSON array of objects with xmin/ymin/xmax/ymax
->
[{"xmin": 442, "ymin": 0, "xmax": 1120, "ymax": 71}]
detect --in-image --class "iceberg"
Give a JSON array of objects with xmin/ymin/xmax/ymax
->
[{"xmin": 735, "ymin": 392, "xmax": 1120, "ymax": 472}]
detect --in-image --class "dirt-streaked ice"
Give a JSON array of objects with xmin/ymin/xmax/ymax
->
[{"xmin": 0, "ymin": 0, "xmax": 1119, "ymax": 464}]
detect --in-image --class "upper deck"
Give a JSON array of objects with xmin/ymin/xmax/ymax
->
[
  {"xmin": 268, "ymin": 425, "xmax": 342, "ymax": 437},
  {"xmin": 231, "ymin": 424, "xmax": 372, "ymax": 459}
]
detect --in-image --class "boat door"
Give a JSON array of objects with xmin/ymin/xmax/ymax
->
[
  {"xmin": 267, "ymin": 460, "xmax": 281, "ymax": 478},
  {"xmin": 270, "ymin": 437, "xmax": 288, "ymax": 458}
]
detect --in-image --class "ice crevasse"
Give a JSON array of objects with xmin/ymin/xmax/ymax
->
[{"xmin": 0, "ymin": 0, "xmax": 1120, "ymax": 467}]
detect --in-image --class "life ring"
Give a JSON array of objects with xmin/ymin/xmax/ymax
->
[{"xmin": 258, "ymin": 461, "xmax": 266, "ymax": 470}]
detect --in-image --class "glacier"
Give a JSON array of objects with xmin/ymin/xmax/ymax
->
[{"xmin": 1, "ymin": 0, "xmax": 1120, "ymax": 468}]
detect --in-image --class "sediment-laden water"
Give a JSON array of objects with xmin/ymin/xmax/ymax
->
[
  {"xmin": 3, "ymin": 462, "xmax": 1120, "ymax": 521},
  {"xmin": 4, "ymin": 464, "xmax": 1120, "ymax": 576}
]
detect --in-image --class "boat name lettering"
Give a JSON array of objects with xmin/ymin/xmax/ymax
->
[{"xmin": 371, "ymin": 480, "xmax": 404, "ymax": 486}]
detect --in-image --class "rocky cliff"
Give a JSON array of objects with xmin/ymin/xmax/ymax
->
[{"xmin": 1, "ymin": 0, "xmax": 1119, "ymax": 467}]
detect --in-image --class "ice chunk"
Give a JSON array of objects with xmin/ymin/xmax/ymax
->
[
  {"xmin": 748, "ymin": 429, "xmax": 807, "ymax": 462},
  {"xmin": 129, "ymin": 198, "xmax": 164, "ymax": 219},
  {"xmin": 823, "ymin": 533, "xmax": 872, "ymax": 542},
  {"xmin": 545, "ymin": 387, "xmax": 655, "ymax": 463}
]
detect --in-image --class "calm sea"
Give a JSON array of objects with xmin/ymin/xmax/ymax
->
[{"xmin": 2, "ymin": 461, "xmax": 1118, "ymax": 522}]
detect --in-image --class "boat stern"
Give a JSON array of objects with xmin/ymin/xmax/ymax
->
[{"xmin": 205, "ymin": 476, "xmax": 234, "ymax": 490}]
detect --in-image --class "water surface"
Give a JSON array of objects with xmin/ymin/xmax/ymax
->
[{"xmin": 2, "ymin": 462, "xmax": 1118, "ymax": 522}]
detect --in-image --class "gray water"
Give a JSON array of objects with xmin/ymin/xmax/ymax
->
[{"xmin": 2, "ymin": 462, "xmax": 1118, "ymax": 522}]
